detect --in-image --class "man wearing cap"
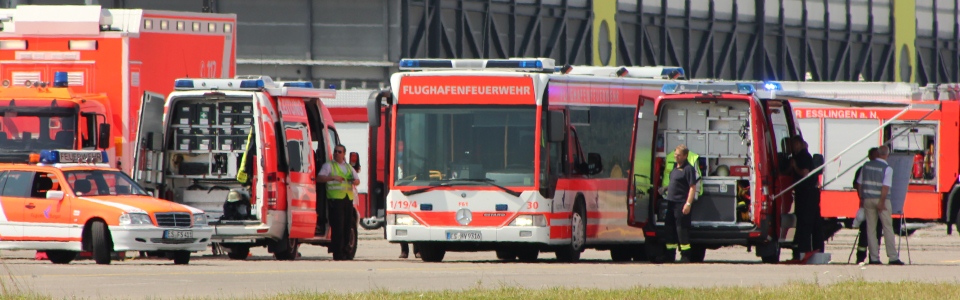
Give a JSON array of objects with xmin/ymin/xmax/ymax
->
[{"xmin": 318, "ymin": 144, "xmax": 360, "ymax": 260}]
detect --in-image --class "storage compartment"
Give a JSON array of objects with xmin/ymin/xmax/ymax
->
[
  {"xmin": 708, "ymin": 133, "xmax": 728, "ymax": 156},
  {"xmin": 218, "ymin": 114, "xmax": 236, "ymax": 126},
  {"xmin": 196, "ymin": 104, "xmax": 217, "ymax": 126},
  {"xmin": 686, "ymin": 109, "xmax": 708, "ymax": 131},
  {"xmin": 686, "ymin": 133, "xmax": 707, "ymax": 154},
  {"xmin": 196, "ymin": 136, "xmax": 214, "ymax": 151},
  {"xmin": 664, "ymin": 108, "xmax": 687, "ymax": 130},
  {"xmin": 691, "ymin": 179, "xmax": 737, "ymax": 223},
  {"xmin": 173, "ymin": 103, "xmax": 195, "ymax": 126},
  {"xmin": 664, "ymin": 132, "xmax": 686, "ymax": 153},
  {"xmin": 176, "ymin": 135, "xmax": 197, "ymax": 151},
  {"xmin": 709, "ymin": 105, "xmax": 732, "ymax": 118},
  {"xmin": 728, "ymin": 133, "xmax": 749, "ymax": 156}
]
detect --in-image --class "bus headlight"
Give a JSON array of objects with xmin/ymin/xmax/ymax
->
[
  {"xmin": 510, "ymin": 215, "xmax": 546, "ymax": 227},
  {"xmin": 390, "ymin": 214, "xmax": 420, "ymax": 226},
  {"xmin": 119, "ymin": 213, "xmax": 153, "ymax": 226},
  {"xmin": 193, "ymin": 213, "xmax": 208, "ymax": 226}
]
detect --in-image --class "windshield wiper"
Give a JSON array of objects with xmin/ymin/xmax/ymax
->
[{"xmin": 401, "ymin": 178, "xmax": 522, "ymax": 197}]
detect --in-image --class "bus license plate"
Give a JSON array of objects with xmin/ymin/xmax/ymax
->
[
  {"xmin": 164, "ymin": 230, "xmax": 193, "ymax": 239},
  {"xmin": 445, "ymin": 230, "xmax": 481, "ymax": 241}
]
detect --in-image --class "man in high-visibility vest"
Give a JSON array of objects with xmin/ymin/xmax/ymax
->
[
  {"xmin": 318, "ymin": 144, "xmax": 360, "ymax": 260},
  {"xmin": 662, "ymin": 144, "xmax": 700, "ymax": 263}
]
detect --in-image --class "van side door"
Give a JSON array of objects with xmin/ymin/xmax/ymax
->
[{"xmin": 628, "ymin": 96, "xmax": 657, "ymax": 228}]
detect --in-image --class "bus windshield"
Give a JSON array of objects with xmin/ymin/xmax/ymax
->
[
  {"xmin": 394, "ymin": 105, "xmax": 537, "ymax": 187},
  {"xmin": 0, "ymin": 107, "xmax": 77, "ymax": 151},
  {"xmin": 63, "ymin": 170, "xmax": 149, "ymax": 196}
]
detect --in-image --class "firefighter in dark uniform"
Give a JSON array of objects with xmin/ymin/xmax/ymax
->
[
  {"xmin": 790, "ymin": 137, "xmax": 824, "ymax": 258},
  {"xmin": 663, "ymin": 144, "xmax": 700, "ymax": 263}
]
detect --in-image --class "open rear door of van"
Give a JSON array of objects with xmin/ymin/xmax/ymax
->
[
  {"xmin": 132, "ymin": 91, "xmax": 166, "ymax": 197},
  {"xmin": 276, "ymin": 96, "xmax": 319, "ymax": 239},
  {"xmin": 628, "ymin": 96, "xmax": 657, "ymax": 228}
]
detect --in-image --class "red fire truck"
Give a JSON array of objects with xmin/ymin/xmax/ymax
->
[
  {"xmin": 370, "ymin": 58, "xmax": 685, "ymax": 262},
  {"xmin": 0, "ymin": 5, "xmax": 237, "ymax": 169},
  {"xmin": 0, "ymin": 83, "xmax": 112, "ymax": 155},
  {"xmin": 773, "ymin": 82, "xmax": 960, "ymax": 233}
]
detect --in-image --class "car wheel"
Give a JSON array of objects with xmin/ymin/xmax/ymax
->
[
  {"xmin": 226, "ymin": 245, "xmax": 250, "ymax": 260},
  {"xmin": 46, "ymin": 250, "xmax": 78, "ymax": 264},
  {"xmin": 90, "ymin": 221, "xmax": 112, "ymax": 265},
  {"xmin": 173, "ymin": 251, "xmax": 191, "ymax": 265},
  {"xmin": 419, "ymin": 244, "xmax": 445, "ymax": 262}
]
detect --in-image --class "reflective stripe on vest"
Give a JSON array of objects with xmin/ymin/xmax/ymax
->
[
  {"xmin": 860, "ymin": 160, "xmax": 888, "ymax": 199},
  {"xmin": 661, "ymin": 151, "xmax": 703, "ymax": 196},
  {"xmin": 326, "ymin": 162, "xmax": 354, "ymax": 200}
]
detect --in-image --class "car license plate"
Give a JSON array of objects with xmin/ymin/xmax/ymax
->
[
  {"xmin": 445, "ymin": 230, "xmax": 481, "ymax": 241},
  {"xmin": 164, "ymin": 230, "xmax": 193, "ymax": 239}
]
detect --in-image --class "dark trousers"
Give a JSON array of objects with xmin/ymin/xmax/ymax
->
[
  {"xmin": 328, "ymin": 199, "xmax": 355, "ymax": 257},
  {"xmin": 856, "ymin": 215, "xmax": 883, "ymax": 262},
  {"xmin": 794, "ymin": 189, "xmax": 824, "ymax": 253},
  {"xmin": 664, "ymin": 201, "xmax": 691, "ymax": 252}
]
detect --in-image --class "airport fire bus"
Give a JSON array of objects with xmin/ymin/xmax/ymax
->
[
  {"xmin": 773, "ymin": 82, "xmax": 959, "ymax": 233},
  {"xmin": 371, "ymin": 58, "xmax": 683, "ymax": 262}
]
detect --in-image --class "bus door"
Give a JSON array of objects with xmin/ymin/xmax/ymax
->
[
  {"xmin": 276, "ymin": 97, "xmax": 318, "ymax": 239},
  {"xmin": 628, "ymin": 96, "xmax": 657, "ymax": 228}
]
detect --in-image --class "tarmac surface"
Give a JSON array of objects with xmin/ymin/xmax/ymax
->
[{"xmin": 1, "ymin": 224, "xmax": 958, "ymax": 299}]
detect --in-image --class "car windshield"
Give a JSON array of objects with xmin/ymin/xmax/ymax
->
[
  {"xmin": 0, "ymin": 107, "xmax": 78, "ymax": 151},
  {"xmin": 394, "ymin": 105, "xmax": 536, "ymax": 187},
  {"xmin": 63, "ymin": 170, "xmax": 149, "ymax": 196}
]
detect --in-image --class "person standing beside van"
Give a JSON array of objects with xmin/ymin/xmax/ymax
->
[
  {"xmin": 856, "ymin": 145, "xmax": 904, "ymax": 265},
  {"xmin": 318, "ymin": 144, "xmax": 360, "ymax": 260},
  {"xmin": 663, "ymin": 144, "xmax": 699, "ymax": 263}
]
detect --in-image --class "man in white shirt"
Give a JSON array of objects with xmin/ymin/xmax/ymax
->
[
  {"xmin": 318, "ymin": 144, "xmax": 360, "ymax": 260},
  {"xmin": 855, "ymin": 145, "xmax": 903, "ymax": 265}
]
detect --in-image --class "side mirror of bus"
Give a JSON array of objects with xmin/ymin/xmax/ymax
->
[
  {"xmin": 548, "ymin": 111, "xmax": 565, "ymax": 142},
  {"xmin": 349, "ymin": 152, "xmax": 361, "ymax": 172},
  {"xmin": 98, "ymin": 123, "xmax": 111, "ymax": 150},
  {"xmin": 586, "ymin": 153, "xmax": 603, "ymax": 175}
]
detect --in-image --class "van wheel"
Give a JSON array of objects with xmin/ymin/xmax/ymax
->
[
  {"xmin": 419, "ymin": 244, "xmax": 445, "ymax": 262},
  {"xmin": 610, "ymin": 247, "xmax": 632, "ymax": 262},
  {"xmin": 686, "ymin": 245, "xmax": 707, "ymax": 263},
  {"xmin": 516, "ymin": 249, "xmax": 539, "ymax": 262},
  {"xmin": 46, "ymin": 250, "xmax": 78, "ymax": 264},
  {"xmin": 90, "ymin": 221, "xmax": 112, "ymax": 265},
  {"xmin": 555, "ymin": 201, "xmax": 585, "ymax": 262},
  {"xmin": 631, "ymin": 245, "xmax": 648, "ymax": 261},
  {"xmin": 226, "ymin": 245, "xmax": 250, "ymax": 260},
  {"xmin": 274, "ymin": 237, "xmax": 300, "ymax": 261},
  {"xmin": 496, "ymin": 249, "xmax": 517, "ymax": 261},
  {"xmin": 172, "ymin": 251, "xmax": 191, "ymax": 265}
]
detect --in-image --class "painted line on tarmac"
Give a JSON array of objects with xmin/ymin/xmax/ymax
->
[
  {"xmin": 13, "ymin": 264, "xmax": 574, "ymax": 279},
  {"xmin": 941, "ymin": 260, "xmax": 960, "ymax": 263}
]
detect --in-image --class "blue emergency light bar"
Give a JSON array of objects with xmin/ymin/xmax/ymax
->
[
  {"xmin": 661, "ymin": 82, "xmax": 757, "ymax": 95},
  {"xmin": 763, "ymin": 81, "xmax": 783, "ymax": 91},
  {"xmin": 281, "ymin": 81, "xmax": 314, "ymax": 88},
  {"xmin": 173, "ymin": 77, "xmax": 277, "ymax": 91},
  {"xmin": 53, "ymin": 72, "xmax": 69, "ymax": 87},
  {"xmin": 660, "ymin": 67, "xmax": 685, "ymax": 78},
  {"xmin": 398, "ymin": 58, "xmax": 555, "ymax": 72},
  {"xmin": 39, "ymin": 150, "xmax": 108, "ymax": 164}
]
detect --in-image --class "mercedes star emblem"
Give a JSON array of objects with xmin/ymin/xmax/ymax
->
[{"xmin": 455, "ymin": 208, "xmax": 472, "ymax": 225}]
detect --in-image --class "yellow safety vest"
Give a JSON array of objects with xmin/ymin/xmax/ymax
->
[
  {"xmin": 326, "ymin": 162, "xmax": 354, "ymax": 200},
  {"xmin": 236, "ymin": 131, "xmax": 254, "ymax": 185}
]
